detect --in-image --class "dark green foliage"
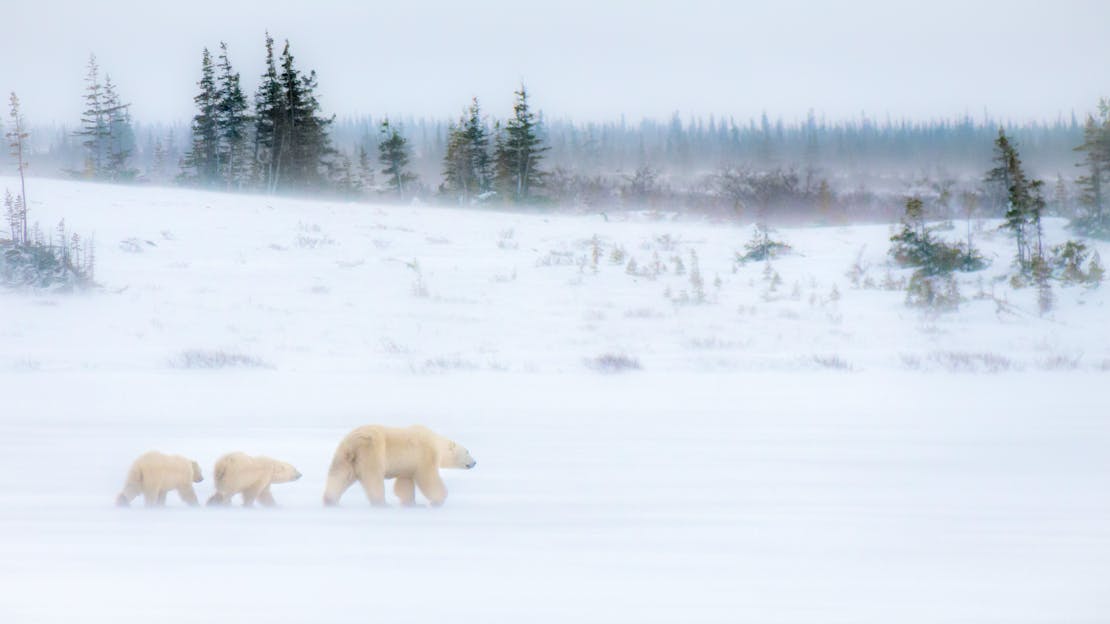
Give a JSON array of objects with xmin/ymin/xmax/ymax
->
[
  {"xmin": 75, "ymin": 55, "xmax": 136, "ymax": 182},
  {"xmin": 494, "ymin": 85, "xmax": 548, "ymax": 203},
  {"xmin": 988, "ymin": 129, "xmax": 1044, "ymax": 270},
  {"xmin": 905, "ymin": 272, "xmax": 960, "ymax": 311},
  {"xmin": 441, "ymin": 98, "xmax": 492, "ymax": 202},
  {"xmin": 1072, "ymin": 100, "xmax": 1110, "ymax": 238},
  {"xmin": 378, "ymin": 119, "xmax": 416, "ymax": 197},
  {"xmin": 181, "ymin": 48, "xmax": 220, "ymax": 185},
  {"xmin": 889, "ymin": 196, "xmax": 987, "ymax": 275},
  {"xmin": 252, "ymin": 33, "xmax": 283, "ymax": 190},
  {"xmin": 737, "ymin": 223, "xmax": 791, "ymax": 263},
  {"xmin": 216, "ymin": 42, "xmax": 251, "ymax": 190},
  {"xmin": 272, "ymin": 41, "xmax": 334, "ymax": 191},
  {"xmin": 1048, "ymin": 240, "xmax": 1104, "ymax": 286}
]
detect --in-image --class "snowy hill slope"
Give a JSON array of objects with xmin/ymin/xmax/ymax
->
[{"xmin": 0, "ymin": 177, "xmax": 1108, "ymax": 623}]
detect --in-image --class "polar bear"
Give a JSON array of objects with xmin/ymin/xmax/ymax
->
[
  {"xmin": 205, "ymin": 452, "xmax": 303, "ymax": 507},
  {"xmin": 116, "ymin": 451, "xmax": 204, "ymax": 507},
  {"xmin": 323, "ymin": 425, "xmax": 476, "ymax": 507}
]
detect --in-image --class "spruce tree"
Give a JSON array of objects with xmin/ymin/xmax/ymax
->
[
  {"xmin": 216, "ymin": 42, "xmax": 250, "ymax": 190},
  {"xmin": 442, "ymin": 119, "xmax": 474, "ymax": 201},
  {"xmin": 1073, "ymin": 100, "xmax": 1110, "ymax": 236},
  {"xmin": 181, "ymin": 48, "xmax": 220, "ymax": 186},
  {"xmin": 271, "ymin": 40, "xmax": 333, "ymax": 192},
  {"xmin": 989, "ymin": 129, "xmax": 1043, "ymax": 271},
  {"xmin": 378, "ymin": 119, "xmax": 415, "ymax": 197},
  {"xmin": 252, "ymin": 33, "xmax": 283, "ymax": 192},
  {"xmin": 494, "ymin": 85, "xmax": 547, "ymax": 203},
  {"xmin": 102, "ymin": 75, "xmax": 137, "ymax": 182},
  {"xmin": 75, "ymin": 55, "xmax": 109, "ymax": 178},
  {"xmin": 464, "ymin": 98, "xmax": 491, "ymax": 193}
]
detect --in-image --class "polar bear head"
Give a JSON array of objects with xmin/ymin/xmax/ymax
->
[
  {"xmin": 270, "ymin": 460, "xmax": 303, "ymax": 483},
  {"xmin": 191, "ymin": 461, "xmax": 204, "ymax": 483},
  {"xmin": 439, "ymin": 438, "xmax": 477, "ymax": 470}
]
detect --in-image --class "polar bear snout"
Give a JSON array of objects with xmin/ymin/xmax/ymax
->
[
  {"xmin": 465, "ymin": 460, "xmax": 476, "ymax": 469},
  {"xmin": 293, "ymin": 471, "xmax": 303, "ymax": 480}
]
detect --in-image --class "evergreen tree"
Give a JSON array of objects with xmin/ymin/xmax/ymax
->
[
  {"xmin": 989, "ymin": 129, "xmax": 1042, "ymax": 270},
  {"xmin": 442, "ymin": 119, "xmax": 474, "ymax": 201},
  {"xmin": 378, "ymin": 119, "xmax": 415, "ymax": 197},
  {"xmin": 75, "ymin": 54, "xmax": 109, "ymax": 178},
  {"xmin": 357, "ymin": 144, "xmax": 375, "ymax": 192},
  {"xmin": 252, "ymin": 32, "xmax": 283, "ymax": 192},
  {"xmin": 216, "ymin": 42, "xmax": 251, "ymax": 190},
  {"xmin": 1073, "ymin": 100, "xmax": 1110, "ymax": 236},
  {"xmin": 102, "ymin": 75, "xmax": 137, "ymax": 182},
  {"xmin": 271, "ymin": 40, "xmax": 333, "ymax": 191},
  {"xmin": 181, "ymin": 48, "xmax": 220, "ymax": 186},
  {"xmin": 465, "ymin": 98, "xmax": 492, "ymax": 193},
  {"xmin": 493, "ymin": 85, "xmax": 548, "ymax": 203}
]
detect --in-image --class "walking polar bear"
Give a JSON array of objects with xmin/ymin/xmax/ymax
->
[
  {"xmin": 116, "ymin": 451, "xmax": 204, "ymax": 507},
  {"xmin": 206, "ymin": 453, "xmax": 303, "ymax": 507},
  {"xmin": 323, "ymin": 425, "xmax": 476, "ymax": 507}
]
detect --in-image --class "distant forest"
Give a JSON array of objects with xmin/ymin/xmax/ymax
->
[{"xmin": 2, "ymin": 34, "xmax": 1107, "ymax": 230}]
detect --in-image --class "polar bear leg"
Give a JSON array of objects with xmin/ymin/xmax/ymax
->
[
  {"xmin": 177, "ymin": 484, "xmax": 200, "ymax": 507},
  {"xmin": 394, "ymin": 478, "xmax": 416, "ymax": 506},
  {"xmin": 323, "ymin": 461, "xmax": 357, "ymax": 506},
  {"xmin": 241, "ymin": 482, "xmax": 266, "ymax": 507},
  {"xmin": 415, "ymin": 468, "xmax": 447, "ymax": 507},
  {"xmin": 141, "ymin": 484, "xmax": 161, "ymax": 507},
  {"xmin": 257, "ymin": 486, "xmax": 276, "ymax": 507},
  {"xmin": 205, "ymin": 491, "xmax": 227, "ymax": 506},
  {"xmin": 359, "ymin": 476, "xmax": 387, "ymax": 506},
  {"xmin": 117, "ymin": 482, "xmax": 142, "ymax": 507}
]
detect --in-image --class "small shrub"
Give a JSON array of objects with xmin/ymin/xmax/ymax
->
[
  {"xmin": 1049, "ymin": 240, "xmax": 1103, "ymax": 286},
  {"xmin": 906, "ymin": 272, "xmax": 960, "ymax": 311},
  {"xmin": 737, "ymin": 223, "xmax": 791, "ymax": 264},
  {"xmin": 295, "ymin": 222, "xmax": 335, "ymax": 248},
  {"xmin": 587, "ymin": 353, "xmax": 642, "ymax": 373},
  {"xmin": 813, "ymin": 354, "xmax": 852, "ymax": 370},
  {"xmin": 927, "ymin": 351, "xmax": 1014, "ymax": 373},
  {"xmin": 170, "ymin": 350, "xmax": 272, "ymax": 370}
]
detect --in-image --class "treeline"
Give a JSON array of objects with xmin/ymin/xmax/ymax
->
[{"xmin": 5, "ymin": 34, "xmax": 1109, "ymax": 234}]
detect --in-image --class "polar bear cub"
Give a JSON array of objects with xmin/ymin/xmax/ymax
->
[
  {"xmin": 116, "ymin": 451, "xmax": 204, "ymax": 507},
  {"xmin": 323, "ymin": 424, "xmax": 476, "ymax": 507},
  {"xmin": 206, "ymin": 452, "xmax": 302, "ymax": 507}
]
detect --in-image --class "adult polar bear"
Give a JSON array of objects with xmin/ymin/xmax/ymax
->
[{"xmin": 323, "ymin": 425, "xmax": 476, "ymax": 507}]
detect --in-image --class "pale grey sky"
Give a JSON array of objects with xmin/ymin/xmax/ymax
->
[{"xmin": 3, "ymin": 0, "xmax": 1108, "ymax": 125}]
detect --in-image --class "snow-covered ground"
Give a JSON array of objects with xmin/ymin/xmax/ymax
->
[{"xmin": 1, "ymin": 177, "xmax": 1108, "ymax": 623}]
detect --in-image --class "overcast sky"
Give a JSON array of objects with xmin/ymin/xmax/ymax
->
[{"xmin": 3, "ymin": 0, "xmax": 1108, "ymax": 126}]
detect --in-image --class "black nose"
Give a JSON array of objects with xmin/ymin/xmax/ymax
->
[{"xmin": 467, "ymin": 461, "xmax": 477, "ymax": 469}]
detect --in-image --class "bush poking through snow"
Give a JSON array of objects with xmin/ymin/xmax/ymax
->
[
  {"xmin": 295, "ymin": 222, "xmax": 335, "ymax": 249},
  {"xmin": 812, "ymin": 354, "xmax": 852, "ymax": 370},
  {"xmin": 587, "ymin": 353, "xmax": 642, "ymax": 373},
  {"xmin": 1, "ymin": 220, "xmax": 95, "ymax": 291},
  {"xmin": 737, "ymin": 223, "xmax": 791, "ymax": 264},
  {"xmin": 889, "ymin": 196, "xmax": 987, "ymax": 275},
  {"xmin": 927, "ymin": 351, "xmax": 1015, "ymax": 373},
  {"xmin": 170, "ymin": 350, "xmax": 272, "ymax": 370},
  {"xmin": 407, "ymin": 259, "xmax": 429, "ymax": 297},
  {"xmin": 905, "ymin": 273, "xmax": 960, "ymax": 311},
  {"xmin": 1048, "ymin": 241, "xmax": 1104, "ymax": 286}
]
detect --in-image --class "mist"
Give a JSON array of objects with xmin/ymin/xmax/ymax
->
[{"xmin": 4, "ymin": 0, "xmax": 1109, "ymax": 125}]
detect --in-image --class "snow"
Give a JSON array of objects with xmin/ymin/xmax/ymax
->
[{"xmin": 1, "ymin": 176, "xmax": 1108, "ymax": 623}]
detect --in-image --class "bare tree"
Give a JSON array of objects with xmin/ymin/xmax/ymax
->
[{"xmin": 6, "ymin": 92, "xmax": 29, "ymax": 243}]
